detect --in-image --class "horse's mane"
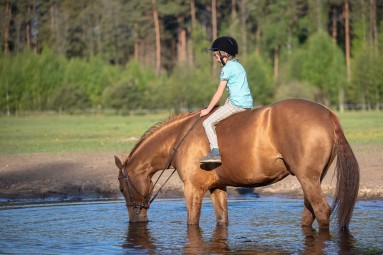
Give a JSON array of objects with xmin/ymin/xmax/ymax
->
[{"xmin": 126, "ymin": 110, "xmax": 200, "ymax": 161}]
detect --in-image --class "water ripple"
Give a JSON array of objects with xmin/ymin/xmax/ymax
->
[{"xmin": 0, "ymin": 197, "xmax": 382, "ymax": 254}]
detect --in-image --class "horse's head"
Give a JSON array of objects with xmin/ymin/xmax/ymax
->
[{"xmin": 114, "ymin": 155, "xmax": 153, "ymax": 223}]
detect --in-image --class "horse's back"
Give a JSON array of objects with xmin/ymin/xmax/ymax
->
[{"xmin": 219, "ymin": 99, "xmax": 334, "ymax": 148}]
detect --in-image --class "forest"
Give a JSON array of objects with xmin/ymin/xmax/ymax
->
[{"xmin": 0, "ymin": 0, "xmax": 382, "ymax": 114}]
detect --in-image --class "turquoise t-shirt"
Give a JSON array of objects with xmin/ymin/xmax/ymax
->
[{"xmin": 220, "ymin": 59, "xmax": 253, "ymax": 108}]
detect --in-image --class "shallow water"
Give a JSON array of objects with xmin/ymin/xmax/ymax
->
[{"xmin": 0, "ymin": 196, "xmax": 382, "ymax": 254}]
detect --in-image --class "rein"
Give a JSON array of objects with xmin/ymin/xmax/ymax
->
[{"xmin": 121, "ymin": 115, "xmax": 201, "ymax": 214}]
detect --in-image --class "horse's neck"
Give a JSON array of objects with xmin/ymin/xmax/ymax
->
[{"xmin": 130, "ymin": 113, "xmax": 197, "ymax": 176}]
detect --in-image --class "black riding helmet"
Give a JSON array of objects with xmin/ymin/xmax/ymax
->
[{"xmin": 209, "ymin": 36, "xmax": 238, "ymax": 56}]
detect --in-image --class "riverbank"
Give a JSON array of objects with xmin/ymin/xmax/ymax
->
[{"xmin": 0, "ymin": 144, "xmax": 382, "ymax": 202}]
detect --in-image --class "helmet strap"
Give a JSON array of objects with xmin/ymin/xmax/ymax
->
[{"xmin": 218, "ymin": 51, "xmax": 226, "ymax": 67}]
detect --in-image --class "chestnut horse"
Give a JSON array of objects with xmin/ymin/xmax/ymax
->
[{"xmin": 114, "ymin": 99, "xmax": 359, "ymax": 230}]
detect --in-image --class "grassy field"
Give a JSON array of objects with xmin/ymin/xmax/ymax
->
[
  {"xmin": 337, "ymin": 111, "xmax": 383, "ymax": 144},
  {"xmin": 0, "ymin": 111, "xmax": 382, "ymax": 154},
  {"xmin": 0, "ymin": 113, "xmax": 169, "ymax": 154}
]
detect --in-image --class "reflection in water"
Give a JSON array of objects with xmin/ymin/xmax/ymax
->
[
  {"xmin": 184, "ymin": 225, "xmax": 205, "ymax": 253},
  {"xmin": 336, "ymin": 229, "xmax": 358, "ymax": 255},
  {"xmin": 184, "ymin": 225, "xmax": 230, "ymax": 254},
  {"xmin": 123, "ymin": 224, "xmax": 232, "ymax": 254},
  {"xmin": 123, "ymin": 223, "xmax": 156, "ymax": 254},
  {"xmin": 302, "ymin": 227, "xmax": 332, "ymax": 254},
  {"xmin": 1, "ymin": 198, "xmax": 381, "ymax": 254},
  {"xmin": 122, "ymin": 223, "xmax": 378, "ymax": 254}
]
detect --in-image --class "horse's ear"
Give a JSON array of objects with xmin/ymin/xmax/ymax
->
[{"xmin": 114, "ymin": 156, "xmax": 123, "ymax": 170}]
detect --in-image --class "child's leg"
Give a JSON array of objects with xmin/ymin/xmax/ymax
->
[{"xmin": 202, "ymin": 101, "xmax": 245, "ymax": 150}]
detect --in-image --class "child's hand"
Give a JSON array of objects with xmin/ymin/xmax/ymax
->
[{"xmin": 200, "ymin": 109, "xmax": 210, "ymax": 116}]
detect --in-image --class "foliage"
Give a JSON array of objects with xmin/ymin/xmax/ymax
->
[
  {"xmin": 351, "ymin": 45, "xmax": 383, "ymax": 109},
  {"xmin": 165, "ymin": 50, "xmax": 217, "ymax": 111},
  {"xmin": 0, "ymin": 0, "xmax": 382, "ymax": 113},
  {"xmin": 274, "ymin": 80, "xmax": 319, "ymax": 102},
  {"xmin": 286, "ymin": 31, "xmax": 346, "ymax": 105},
  {"xmin": 244, "ymin": 53, "xmax": 274, "ymax": 105}
]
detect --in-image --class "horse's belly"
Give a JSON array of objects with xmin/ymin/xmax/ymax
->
[
  {"xmin": 235, "ymin": 171, "xmax": 289, "ymax": 187},
  {"xmin": 217, "ymin": 158, "xmax": 290, "ymax": 187}
]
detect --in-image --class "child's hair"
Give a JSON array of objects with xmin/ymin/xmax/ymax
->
[
  {"xmin": 225, "ymin": 54, "xmax": 235, "ymax": 60},
  {"xmin": 217, "ymin": 50, "xmax": 235, "ymax": 60}
]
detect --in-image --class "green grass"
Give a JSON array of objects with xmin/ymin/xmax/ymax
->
[
  {"xmin": 337, "ymin": 111, "xmax": 383, "ymax": 144},
  {"xmin": 0, "ymin": 111, "xmax": 382, "ymax": 154},
  {"xmin": 0, "ymin": 113, "xmax": 169, "ymax": 154}
]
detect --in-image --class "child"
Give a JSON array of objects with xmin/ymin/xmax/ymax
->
[{"xmin": 200, "ymin": 36, "xmax": 253, "ymax": 163}]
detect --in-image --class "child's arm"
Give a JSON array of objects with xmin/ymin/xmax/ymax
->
[{"xmin": 200, "ymin": 80, "xmax": 227, "ymax": 116}]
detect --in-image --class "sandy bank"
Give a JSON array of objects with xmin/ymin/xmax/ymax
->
[{"xmin": 0, "ymin": 144, "xmax": 382, "ymax": 202}]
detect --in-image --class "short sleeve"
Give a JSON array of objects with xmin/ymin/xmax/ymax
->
[{"xmin": 220, "ymin": 66, "xmax": 231, "ymax": 81}]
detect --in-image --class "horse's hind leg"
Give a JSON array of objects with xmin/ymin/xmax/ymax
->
[
  {"xmin": 210, "ymin": 187, "xmax": 228, "ymax": 225},
  {"xmin": 302, "ymin": 197, "xmax": 315, "ymax": 226},
  {"xmin": 298, "ymin": 177, "xmax": 331, "ymax": 229}
]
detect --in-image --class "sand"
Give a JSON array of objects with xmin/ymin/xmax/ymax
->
[{"xmin": 0, "ymin": 144, "xmax": 382, "ymax": 202}]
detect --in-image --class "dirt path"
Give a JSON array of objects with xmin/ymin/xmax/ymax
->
[{"xmin": 0, "ymin": 144, "xmax": 382, "ymax": 201}]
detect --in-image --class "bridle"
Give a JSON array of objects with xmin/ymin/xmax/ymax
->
[
  {"xmin": 119, "ymin": 115, "xmax": 201, "ymax": 214},
  {"xmin": 118, "ymin": 167, "xmax": 151, "ymax": 214}
]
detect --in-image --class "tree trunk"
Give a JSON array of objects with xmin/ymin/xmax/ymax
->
[
  {"xmin": 26, "ymin": 3, "xmax": 31, "ymax": 48},
  {"xmin": 255, "ymin": 27, "xmax": 261, "ymax": 55},
  {"xmin": 134, "ymin": 23, "xmax": 139, "ymax": 61},
  {"xmin": 50, "ymin": 2, "xmax": 56, "ymax": 45},
  {"xmin": 177, "ymin": 16, "xmax": 187, "ymax": 63},
  {"xmin": 315, "ymin": 0, "xmax": 322, "ymax": 31},
  {"xmin": 239, "ymin": 0, "xmax": 247, "ymax": 57},
  {"xmin": 332, "ymin": 6, "xmax": 343, "ymax": 112},
  {"xmin": 338, "ymin": 86, "xmax": 345, "ymax": 112},
  {"xmin": 231, "ymin": 0, "xmax": 237, "ymax": 22},
  {"xmin": 370, "ymin": 0, "xmax": 378, "ymax": 110},
  {"xmin": 190, "ymin": 0, "xmax": 196, "ymax": 29},
  {"xmin": 189, "ymin": 0, "xmax": 196, "ymax": 66},
  {"xmin": 273, "ymin": 46, "xmax": 279, "ymax": 81},
  {"xmin": 3, "ymin": 2, "xmax": 11, "ymax": 53},
  {"xmin": 344, "ymin": 0, "xmax": 351, "ymax": 83},
  {"xmin": 332, "ymin": 6, "xmax": 337, "ymax": 44},
  {"xmin": 212, "ymin": 0, "xmax": 217, "ymax": 40},
  {"xmin": 152, "ymin": 0, "xmax": 161, "ymax": 75},
  {"xmin": 370, "ymin": 0, "xmax": 377, "ymax": 49}
]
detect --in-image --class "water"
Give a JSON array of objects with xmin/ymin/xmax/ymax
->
[{"xmin": 0, "ymin": 197, "xmax": 382, "ymax": 254}]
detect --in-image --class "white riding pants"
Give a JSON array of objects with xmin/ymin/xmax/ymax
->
[{"xmin": 202, "ymin": 100, "xmax": 246, "ymax": 150}]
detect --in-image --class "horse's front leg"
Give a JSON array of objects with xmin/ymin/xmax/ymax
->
[
  {"xmin": 184, "ymin": 182, "xmax": 206, "ymax": 225},
  {"xmin": 210, "ymin": 187, "xmax": 228, "ymax": 225}
]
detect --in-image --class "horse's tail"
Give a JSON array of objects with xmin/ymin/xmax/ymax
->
[{"xmin": 331, "ymin": 113, "xmax": 360, "ymax": 231}]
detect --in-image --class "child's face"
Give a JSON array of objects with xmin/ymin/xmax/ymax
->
[
  {"xmin": 213, "ymin": 51, "xmax": 221, "ymax": 62},
  {"xmin": 213, "ymin": 51, "xmax": 228, "ymax": 65}
]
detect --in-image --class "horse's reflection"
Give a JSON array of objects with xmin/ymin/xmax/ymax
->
[
  {"xmin": 301, "ymin": 227, "xmax": 356, "ymax": 254},
  {"xmin": 122, "ymin": 223, "xmax": 229, "ymax": 254},
  {"xmin": 123, "ymin": 223, "xmax": 357, "ymax": 254},
  {"xmin": 302, "ymin": 227, "xmax": 332, "ymax": 254},
  {"xmin": 184, "ymin": 225, "xmax": 229, "ymax": 254},
  {"xmin": 122, "ymin": 223, "xmax": 156, "ymax": 253}
]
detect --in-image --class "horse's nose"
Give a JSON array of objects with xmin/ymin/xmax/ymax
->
[{"xmin": 128, "ymin": 208, "xmax": 148, "ymax": 223}]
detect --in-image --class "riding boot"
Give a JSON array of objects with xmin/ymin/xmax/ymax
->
[{"xmin": 200, "ymin": 148, "xmax": 221, "ymax": 163}]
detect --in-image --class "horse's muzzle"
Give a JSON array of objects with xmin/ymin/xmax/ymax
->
[{"xmin": 128, "ymin": 208, "xmax": 148, "ymax": 223}]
